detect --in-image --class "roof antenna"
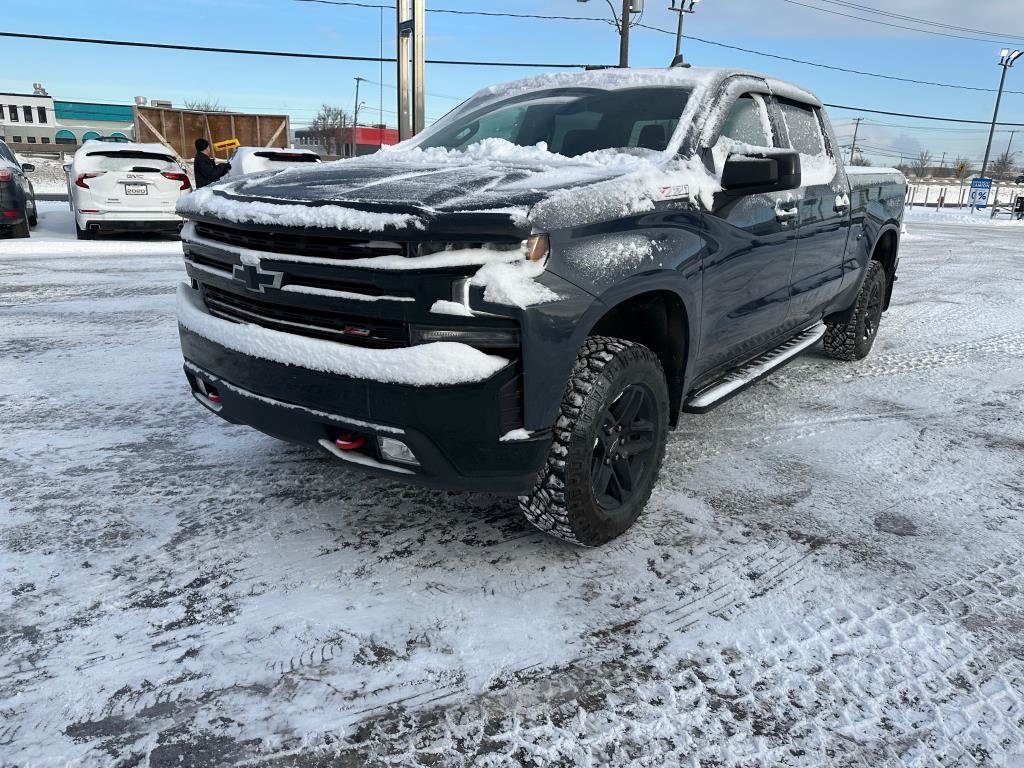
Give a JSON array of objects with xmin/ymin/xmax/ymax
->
[{"xmin": 670, "ymin": 54, "xmax": 691, "ymax": 68}]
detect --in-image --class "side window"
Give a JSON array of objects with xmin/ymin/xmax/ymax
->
[
  {"xmin": 778, "ymin": 101, "xmax": 836, "ymax": 185},
  {"xmin": 712, "ymin": 93, "xmax": 773, "ymax": 174},
  {"xmin": 779, "ymin": 101, "xmax": 825, "ymax": 156},
  {"xmin": 720, "ymin": 95, "xmax": 772, "ymax": 147}
]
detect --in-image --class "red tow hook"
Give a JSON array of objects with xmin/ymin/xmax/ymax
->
[
  {"xmin": 335, "ymin": 433, "xmax": 366, "ymax": 451},
  {"xmin": 206, "ymin": 391, "xmax": 222, "ymax": 404}
]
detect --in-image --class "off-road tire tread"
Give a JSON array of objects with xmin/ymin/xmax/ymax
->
[
  {"xmin": 518, "ymin": 336, "xmax": 668, "ymax": 547},
  {"xmin": 824, "ymin": 260, "xmax": 886, "ymax": 361}
]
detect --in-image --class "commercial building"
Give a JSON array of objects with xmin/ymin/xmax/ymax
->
[
  {"xmin": 294, "ymin": 125, "xmax": 399, "ymax": 156},
  {"xmin": 0, "ymin": 87, "xmax": 56, "ymax": 145},
  {"xmin": 53, "ymin": 101, "xmax": 135, "ymax": 143}
]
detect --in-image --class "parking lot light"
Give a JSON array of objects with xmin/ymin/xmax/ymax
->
[{"xmin": 981, "ymin": 49, "xmax": 1023, "ymax": 178}]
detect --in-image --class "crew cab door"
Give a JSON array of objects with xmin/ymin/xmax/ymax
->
[
  {"xmin": 697, "ymin": 88, "xmax": 799, "ymax": 376},
  {"xmin": 776, "ymin": 99, "xmax": 850, "ymax": 325}
]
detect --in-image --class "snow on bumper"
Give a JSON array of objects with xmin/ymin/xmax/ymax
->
[{"xmin": 175, "ymin": 283, "xmax": 510, "ymax": 386}]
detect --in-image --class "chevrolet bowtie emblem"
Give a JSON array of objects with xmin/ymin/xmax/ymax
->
[{"xmin": 232, "ymin": 263, "xmax": 284, "ymax": 293}]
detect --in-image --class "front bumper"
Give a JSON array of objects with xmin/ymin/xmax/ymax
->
[{"xmin": 179, "ymin": 323, "xmax": 552, "ymax": 495}]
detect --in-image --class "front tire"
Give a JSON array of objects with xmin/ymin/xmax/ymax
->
[
  {"xmin": 824, "ymin": 260, "xmax": 887, "ymax": 361},
  {"xmin": 28, "ymin": 198, "xmax": 38, "ymax": 227},
  {"xmin": 519, "ymin": 337, "xmax": 669, "ymax": 546}
]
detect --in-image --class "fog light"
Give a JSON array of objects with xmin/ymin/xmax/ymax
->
[
  {"xmin": 379, "ymin": 437, "xmax": 419, "ymax": 466},
  {"xmin": 410, "ymin": 326, "xmax": 520, "ymax": 347}
]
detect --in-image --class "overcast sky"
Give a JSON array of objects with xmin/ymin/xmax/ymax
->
[{"xmin": 3, "ymin": 0, "xmax": 1023, "ymax": 166}]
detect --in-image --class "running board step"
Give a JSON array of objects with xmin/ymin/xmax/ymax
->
[{"xmin": 684, "ymin": 323, "xmax": 827, "ymax": 414}]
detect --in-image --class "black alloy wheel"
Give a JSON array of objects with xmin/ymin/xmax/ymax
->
[
  {"xmin": 519, "ymin": 337, "xmax": 669, "ymax": 546},
  {"xmin": 591, "ymin": 384, "xmax": 657, "ymax": 510}
]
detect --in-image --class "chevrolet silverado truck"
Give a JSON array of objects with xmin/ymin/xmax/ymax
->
[{"xmin": 175, "ymin": 67, "xmax": 906, "ymax": 546}]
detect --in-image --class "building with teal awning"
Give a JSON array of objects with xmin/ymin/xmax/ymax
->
[{"xmin": 54, "ymin": 101, "xmax": 135, "ymax": 143}]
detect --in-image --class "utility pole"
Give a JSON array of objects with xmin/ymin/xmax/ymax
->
[
  {"xmin": 1007, "ymin": 129, "xmax": 1017, "ymax": 156},
  {"xmin": 352, "ymin": 76, "xmax": 366, "ymax": 158},
  {"xmin": 619, "ymin": 0, "xmax": 631, "ymax": 68},
  {"xmin": 396, "ymin": 0, "xmax": 425, "ymax": 141},
  {"xmin": 848, "ymin": 117, "xmax": 862, "ymax": 164},
  {"xmin": 939, "ymin": 151, "xmax": 946, "ymax": 171},
  {"xmin": 982, "ymin": 49, "xmax": 1022, "ymax": 178},
  {"xmin": 579, "ymin": 0, "xmax": 642, "ymax": 67}
]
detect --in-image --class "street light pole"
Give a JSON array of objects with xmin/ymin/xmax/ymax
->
[
  {"xmin": 981, "ymin": 49, "xmax": 1022, "ymax": 178},
  {"xmin": 668, "ymin": 0, "xmax": 702, "ymax": 63}
]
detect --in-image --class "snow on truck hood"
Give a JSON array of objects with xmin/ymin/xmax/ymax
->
[{"xmin": 176, "ymin": 139, "xmax": 721, "ymax": 232}]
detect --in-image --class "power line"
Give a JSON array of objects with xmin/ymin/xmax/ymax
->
[
  {"xmin": 777, "ymin": 0, "xmax": 1017, "ymax": 44},
  {"xmin": 636, "ymin": 23, "xmax": 1024, "ymax": 95},
  {"xmin": 292, "ymin": 0, "xmax": 612, "ymax": 23},
  {"xmin": 292, "ymin": 0, "xmax": 1024, "ymax": 96},
  {"xmin": 0, "ymin": 30, "xmax": 603, "ymax": 69},
  {"xmin": 810, "ymin": 0, "xmax": 1024, "ymax": 42},
  {"xmin": 824, "ymin": 103, "xmax": 1024, "ymax": 127},
  {"xmin": 7, "ymin": 29, "xmax": 1024, "ymax": 129}
]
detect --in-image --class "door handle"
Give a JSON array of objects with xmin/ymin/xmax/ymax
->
[{"xmin": 775, "ymin": 202, "xmax": 799, "ymax": 222}]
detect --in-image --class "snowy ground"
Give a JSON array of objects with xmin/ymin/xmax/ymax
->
[{"xmin": 2, "ymin": 203, "xmax": 1023, "ymax": 767}]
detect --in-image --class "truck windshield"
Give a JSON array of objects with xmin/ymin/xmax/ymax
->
[{"xmin": 415, "ymin": 87, "xmax": 690, "ymax": 158}]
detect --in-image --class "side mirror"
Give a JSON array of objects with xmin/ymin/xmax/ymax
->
[
  {"xmin": 21, "ymin": 163, "xmax": 35, "ymax": 173},
  {"xmin": 721, "ymin": 151, "xmax": 801, "ymax": 194}
]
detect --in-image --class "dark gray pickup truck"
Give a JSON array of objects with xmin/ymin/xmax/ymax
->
[{"xmin": 175, "ymin": 66, "xmax": 906, "ymax": 545}]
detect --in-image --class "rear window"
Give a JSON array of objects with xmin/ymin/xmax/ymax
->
[
  {"xmin": 84, "ymin": 150, "xmax": 179, "ymax": 172},
  {"xmin": 254, "ymin": 151, "xmax": 320, "ymax": 162}
]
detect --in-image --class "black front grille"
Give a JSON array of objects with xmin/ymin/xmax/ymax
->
[
  {"xmin": 195, "ymin": 222, "xmax": 406, "ymax": 262},
  {"xmin": 203, "ymin": 286, "xmax": 408, "ymax": 348}
]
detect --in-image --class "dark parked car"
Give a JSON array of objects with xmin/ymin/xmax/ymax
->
[
  {"xmin": 1015, "ymin": 175, "xmax": 1024, "ymax": 184},
  {"xmin": 174, "ymin": 67, "xmax": 906, "ymax": 545},
  {"xmin": 0, "ymin": 139, "xmax": 38, "ymax": 238}
]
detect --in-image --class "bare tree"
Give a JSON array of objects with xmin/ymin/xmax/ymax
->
[
  {"xmin": 913, "ymin": 150, "xmax": 933, "ymax": 177},
  {"xmin": 952, "ymin": 156, "xmax": 974, "ymax": 181},
  {"xmin": 308, "ymin": 104, "xmax": 349, "ymax": 156},
  {"xmin": 184, "ymin": 98, "xmax": 227, "ymax": 112},
  {"xmin": 849, "ymin": 153, "xmax": 872, "ymax": 166},
  {"xmin": 988, "ymin": 150, "xmax": 1017, "ymax": 181}
]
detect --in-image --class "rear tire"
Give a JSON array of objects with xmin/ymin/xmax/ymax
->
[
  {"xmin": 75, "ymin": 219, "xmax": 94, "ymax": 240},
  {"xmin": 824, "ymin": 260, "xmax": 887, "ymax": 361},
  {"xmin": 10, "ymin": 207, "xmax": 30, "ymax": 238},
  {"xmin": 519, "ymin": 337, "xmax": 669, "ymax": 546}
]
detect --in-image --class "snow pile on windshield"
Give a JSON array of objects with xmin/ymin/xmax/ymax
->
[
  {"xmin": 177, "ymin": 187, "xmax": 423, "ymax": 232},
  {"xmin": 176, "ymin": 284, "xmax": 508, "ymax": 385},
  {"xmin": 375, "ymin": 137, "xmax": 659, "ymax": 175}
]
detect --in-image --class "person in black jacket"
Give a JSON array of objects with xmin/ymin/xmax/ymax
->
[{"xmin": 193, "ymin": 138, "xmax": 230, "ymax": 188}]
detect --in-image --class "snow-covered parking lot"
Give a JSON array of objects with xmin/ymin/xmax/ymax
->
[{"xmin": 2, "ymin": 203, "xmax": 1023, "ymax": 767}]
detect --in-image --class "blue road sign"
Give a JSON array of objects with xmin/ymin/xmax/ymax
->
[{"xmin": 969, "ymin": 178, "xmax": 993, "ymax": 209}]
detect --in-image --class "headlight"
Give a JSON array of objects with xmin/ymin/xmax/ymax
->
[
  {"xmin": 525, "ymin": 233, "xmax": 549, "ymax": 262},
  {"xmin": 410, "ymin": 326, "xmax": 520, "ymax": 348}
]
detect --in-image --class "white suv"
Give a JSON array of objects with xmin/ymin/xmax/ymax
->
[
  {"xmin": 226, "ymin": 147, "xmax": 321, "ymax": 178},
  {"xmin": 66, "ymin": 141, "xmax": 191, "ymax": 239}
]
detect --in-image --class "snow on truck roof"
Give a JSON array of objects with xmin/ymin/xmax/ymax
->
[{"xmin": 473, "ymin": 67, "xmax": 822, "ymax": 107}]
